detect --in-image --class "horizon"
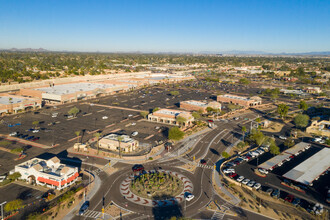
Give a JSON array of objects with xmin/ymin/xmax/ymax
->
[{"xmin": 1, "ymin": 0, "xmax": 329, "ymax": 53}]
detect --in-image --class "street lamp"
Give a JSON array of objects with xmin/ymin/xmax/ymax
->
[{"xmin": 0, "ymin": 201, "xmax": 7, "ymax": 220}]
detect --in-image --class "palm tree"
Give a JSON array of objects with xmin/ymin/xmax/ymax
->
[
  {"xmin": 117, "ymin": 136, "xmax": 124, "ymax": 158},
  {"xmin": 241, "ymin": 126, "xmax": 247, "ymax": 142},
  {"xmin": 74, "ymin": 131, "xmax": 80, "ymax": 143},
  {"xmin": 93, "ymin": 132, "xmax": 101, "ymax": 154}
]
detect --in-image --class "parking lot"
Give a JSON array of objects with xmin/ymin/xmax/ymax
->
[{"xmin": 223, "ymin": 143, "xmax": 330, "ymax": 210}]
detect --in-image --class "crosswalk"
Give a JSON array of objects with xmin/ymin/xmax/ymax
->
[
  {"xmin": 211, "ymin": 211, "xmax": 225, "ymax": 220},
  {"xmin": 196, "ymin": 164, "xmax": 213, "ymax": 169},
  {"xmin": 80, "ymin": 210, "xmax": 101, "ymax": 218}
]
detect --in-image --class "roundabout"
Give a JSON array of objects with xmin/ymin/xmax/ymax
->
[{"xmin": 119, "ymin": 169, "xmax": 194, "ymax": 207}]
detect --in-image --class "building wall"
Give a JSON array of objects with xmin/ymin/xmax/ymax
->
[
  {"xmin": 180, "ymin": 102, "xmax": 206, "ymax": 112},
  {"xmin": 306, "ymin": 120, "xmax": 330, "ymax": 137},
  {"xmin": 98, "ymin": 138, "xmax": 138, "ymax": 152},
  {"xmin": 19, "ymin": 89, "xmax": 43, "ymax": 99},
  {"xmin": 217, "ymin": 95, "xmax": 261, "ymax": 107}
]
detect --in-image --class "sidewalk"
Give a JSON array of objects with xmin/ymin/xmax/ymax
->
[
  {"xmin": 213, "ymin": 169, "xmax": 240, "ymax": 205},
  {"xmin": 63, "ymin": 170, "xmax": 102, "ymax": 220},
  {"xmin": 0, "ymin": 134, "xmax": 54, "ymax": 149}
]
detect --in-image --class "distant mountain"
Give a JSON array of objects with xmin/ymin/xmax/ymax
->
[{"xmin": 4, "ymin": 48, "xmax": 49, "ymax": 52}]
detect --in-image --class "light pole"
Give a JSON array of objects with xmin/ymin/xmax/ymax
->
[{"xmin": 0, "ymin": 201, "xmax": 7, "ymax": 220}]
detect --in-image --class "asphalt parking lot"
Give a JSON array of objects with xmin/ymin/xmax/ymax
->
[
  {"xmin": 226, "ymin": 143, "xmax": 329, "ymax": 208},
  {"xmin": 0, "ymin": 183, "xmax": 45, "ymax": 205}
]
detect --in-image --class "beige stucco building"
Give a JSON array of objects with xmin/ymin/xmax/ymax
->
[
  {"xmin": 147, "ymin": 109, "xmax": 194, "ymax": 127},
  {"xmin": 98, "ymin": 134, "xmax": 138, "ymax": 152},
  {"xmin": 217, "ymin": 94, "xmax": 262, "ymax": 107},
  {"xmin": 0, "ymin": 94, "xmax": 41, "ymax": 115},
  {"xmin": 306, "ymin": 120, "xmax": 330, "ymax": 137},
  {"xmin": 180, "ymin": 100, "xmax": 221, "ymax": 113}
]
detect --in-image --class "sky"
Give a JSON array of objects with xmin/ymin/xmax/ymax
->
[{"xmin": 0, "ymin": 0, "xmax": 329, "ymax": 53}]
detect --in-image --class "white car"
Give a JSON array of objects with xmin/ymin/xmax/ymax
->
[
  {"xmin": 131, "ymin": 123, "xmax": 136, "ymax": 126},
  {"xmin": 236, "ymin": 176, "xmax": 244, "ymax": 182},
  {"xmin": 254, "ymin": 183, "xmax": 261, "ymax": 190},
  {"xmin": 90, "ymin": 103, "xmax": 95, "ymax": 106},
  {"xmin": 128, "ymin": 114, "xmax": 133, "ymax": 117},
  {"xmin": 223, "ymin": 168, "xmax": 235, "ymax": 174},
  {"xmin": 185, "ymin": 194, "xmax": 194, "ymax": 201},
  {"xmin": 102, "ymin": 116, "xmax": 108, "ymax": 119},
  {"xmin": 132, "ymin": 131, "xmax": 138, "ymax": 136},
  {"xmin": 32, "ymin": 130, "xmax": 39, "ymax": 133},
  {"xmin": 238, "ymin": 156, "xmax": 248, "ymax": 161},
  {"xmin": 52, "ymin": 113, "xmax": 58, "ymax": 118},
  {"xmin": 242, "ymin": 179, "xmax": 250, "ymax": 185},
  {"xmin": 67, "ymin": 115, "xmax": 74, "ymax": 119},
  {"xmin": 279, "ymin": 136, "xmax": 287, "ymax": 140},
  {"xmin": 9, "ymin": 132, "xmax": 18, "ymax": 137},
  {"xmin": 247, "ymin": 180, "xmax": 256, "ymax": 187}
]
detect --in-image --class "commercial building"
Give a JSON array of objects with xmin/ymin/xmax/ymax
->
[
  {"xmin": 283, "ymin": 148, "xmax": 330, "ymax": 185},
  {"xmin": 0, "ymin": 94, "xmax": 41, "ymax": 115},
  {"xmin": 14, "ymin": 157, "xmax": 79, "ymax": 190},
  {"xmin": 19, "ymin": 82, "xmax": 131, "ymax": 104},
  {"xmin": 147, "ymin": 109, "xmax": 194, "ymax": 127},
  {"xmin": 306, "ymin": 120, "xmax": 330, "ymax": 138},
  {"xmin": 304, "ymin": 87, "xmax": 322, "ymax": 94},
  {"xmin": 180, "ymin": 100, "xmax": 221, "ymax": 113},
  {"xmin": 280, "ymin": 89, "xmax": 305, "ymax": 96},
  {"xmin": 98, "ymin": 134, "xmax": 138, "ymax": 153},
  {"xmin": 216, "ymin": 94, "xmax": 262, "ymax": 107}
]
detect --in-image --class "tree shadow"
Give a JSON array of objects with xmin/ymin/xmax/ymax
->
[
  {"xmin": 209, "ymin": 148, "xmax": 219, "ymax": 155},
  {"xmin": 152, "ymin": 196, "xmax": 183, "ymax": 220},
  {"xmin": 221, "ymin": 139, "xmax": 231, "ymax": 147}
]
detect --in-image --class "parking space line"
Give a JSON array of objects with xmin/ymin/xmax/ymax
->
[
  {"xmin": 105, "ymin": 124, "xmax": 115, "ymax": 128},
  {"xmin": 133, "ymin": 105, "xmax": 139, "ymax": 108},
  {"xmin": 150, "ymin": 100, "xmax": 155, "ymax": 103},
  {"xmin": 68, "ymin": 136, "xmax": 81, "ymax": 142},
  {"xmin": 120, "ymin": 118, "xmax": 129, "ymax": 123},
  {"xmin": 121, "ymin": 100, "xmax": 127, "ymax": 103},
  {"xmin": 144, "ymin": 134, "xmax": 154, "ymax": 140},
  {"xmin": 133, "ymin": 115, "xmax": 139, "ymax": 118},
  {"xmin": 83, "ymin": 113, "xmax": 92, "ymax": 116},
  {"xmin": 110, "ymin": 128, "xmax": 120, "ymax": 133},
  {"xmin": 97, "ymin": 109, "xmax": 105, "ymax": 112},
  {"xmin": 87, "ymin": 129, "xmax": 100, "ymax": 134}
]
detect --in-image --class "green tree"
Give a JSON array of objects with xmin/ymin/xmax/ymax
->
[
  {"xmin": 4, "ymin": 199, "xmax": 23, "ymax": 212},
  {"xmin": 277, "ymin": 103, "xmax": 289, "ymax": 119},
  {"xmin": 255, "ymin": 118, "xmax": 261, "ymax": 123},
  {"xmin": 236, "ymin": 141, "xmax": 245, "ymax": 150},
  {"xmin": 170, "ymin": 90, "xmax": 180, "ymax": 96},
  {"xmin": 298, "ymin": 100, "xmax": 308, "ymax": 111},
  {"xmin": 68, "ymin": 106, "xmax": 79, "ymax": 117},
  {"xmin": 191, "ymin": 111, "xmax": 200, "ymax": 120},
  {"xmin": 270, "ymin": 144, "xmax": 280, "ymax": 155},
  {"xmin": 293, "ymin": 114, "xmax": 310, "ymax": 129},
  {"xmin": 140, "ymin": 111, "xmax": 149, "ymax": 118},
  {"xmin": 221, "ymin": 151, "xmax": 230, "ymax": 159},
  {"xmin": 152, "ymin": 107, "xmax": 160, "ymax": 113},
  {"xmin": 93, "ymin": 132, "xmax": 101, "ymax": 154},
  {"xmin": 7, "ymin": 172, "xmax": 21, "ymax": 181},
  {"xmin": 284, "ymin": 138, "xmax": 295, "ymax": 148},
  {"xmin": 206, "ymin": 107, "xmax": 214, "ymax": 113},
  {"xmin": 239, "ymin": 78, "xmax": 250, "ymax": 84},
  {"xmin": 168, "ymin": 127, "xmax": 184, "ymax": 141},
  {"xmin": 176, "ymin": 116, "xmax": 187, "ymax": 127},
  {"xmin": 32, "ymin": 121, "xmax": 39, "ymax": 129}
]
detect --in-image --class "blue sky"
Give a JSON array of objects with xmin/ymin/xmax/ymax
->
[{"xmin": 0, "ymin": 0, "xmax": 329, "ymax": 53}]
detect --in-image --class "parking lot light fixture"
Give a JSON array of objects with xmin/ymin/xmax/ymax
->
[{"xmin": 0, "ymin": 201, "xmax": 7, "ymax": 220}]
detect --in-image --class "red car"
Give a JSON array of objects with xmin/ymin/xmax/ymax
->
[
  {"xmin": 285, "ymin": 194, "xmax": 294, "ymax": 203},
  {"xmin": 31, "ymin": 137, "xmax": 39, "ymax": 141},
  {"xmin": 228, "ymin": 173, "xmax": 238, "ymax": 178},
  {"xmin": 208, "ymin": 120, "xmax": 214, "ymax": 122},
  {"xmin": 132, "ymin": 164, "xmax": 144, "ymax": 172},
  {"xmin": 245, "ymin": 155, "xmax": 251, "ymax": 160},
  {"xmin": 200, "ymin": 159, "xmax": 207, "ymax": 165}
]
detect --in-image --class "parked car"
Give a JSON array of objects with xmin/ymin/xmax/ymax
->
[
  {"xmin": 32, "ymin": 129, "xmax": 39, "ymax": 133},
  {"xmin": 279, "ymin": 135, "xmax": 287, "ymax": 140},
  {"xmin": 21, "ymin": 134, "xmax": 28, "ymax": 138},
  {"xmin": 254, "ymin": 183, "xmax": 261, "ymax": 190},
  {"xmin": 236, "ymin": 176, "xmax": 244, "ymax": 182},
  {"xmin": 265, "ymin": 188, "xmax": 273, "ymax": 195},
  {"xmin": 132, "ymin": 131, "xmax": 138, "ymax": 136},
  {"xmin": 208, "ymin": 120, "xmax": 214, "ymax": 123},
  {"xmin": 242, "ymin": 179, "xmax": 250, "ymax": 185},
  {"xmin": 131, "ymin": 122, "xmax": 136, "ymax": 126},
  {"xmin": 226, "ymin": 162, "xmax": 236, "ymax": 167},
  {"xmin": 247, "ymin": 180, "xmax": 256, "ymax": 187},
  {"xmin": 102, "ymin": 116, "xmax": 108, "ymax": 119},
  {"xmin": 200, "ymin": 159, "xmax": 207, "ymax": 165},
  {"xmin": 26, "ymin": 136, "xmax": 34, "ymax": 140},
  {"xmin": 9, "ymin": 132, "xmax": 18, "ymax": 137},
  {"xmin": 31, "ymin": 137, "xmax": 40, "ymax": 141},
  {"xmin": 67, "ymin": 115, "xmax": 74, "ymax": 119},
  {"xmin": 284, "ymin": 194, "xmax": 294, "ymax": 203},
  {"xmin": 271, "ymin": 189, "xmax": 280, "ymax": 199},
  {"xmin": 223, "ymin": 168, "xmax": 235, "ymax": 174},
  {"xmin": 228, "ymin": 173, "xmax": 238, "ymax": 179},
  {"xmin": 292, "ymin": 198, "xmax": 301, "ymax": 206},
  {"xmin": 238, "ymin": 156, "xmax": 248, "ymax": 161}
]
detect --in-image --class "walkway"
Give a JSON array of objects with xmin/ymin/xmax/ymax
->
[{"xmin": 0, "ymin": 134, "xmax": 53, "ymax": 149}]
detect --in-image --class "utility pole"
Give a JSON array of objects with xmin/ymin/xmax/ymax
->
[{"xmin": 0, "ymin": 201, "xmax": 7, "ymax": 220}]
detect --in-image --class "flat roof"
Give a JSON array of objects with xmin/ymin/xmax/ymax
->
[
  {"xmin": 284, "ymin": 142, "xmax": 310, "ymax": 155},
  {"xmin": 258, "ymin": 153, "xmax": 291, "ymax": 170},
  {"xmin": 182, "ymin": 100, "xmax": 207, "ymax": 107},
  {"xmin": 103, "ymin": 134, "xmax": 136, "ymax": 143},
  {"xmin": 35, "ymin": 83, "xmax": 120, "ymax": 95},
  {"xmin": 155, "ymin": 109, "xmax": 189, "ymax": 116},
  {"xmin": 0, "ymin": 96, "xmax": 32, "ymax": 105},
  {"xmin": 283, "ymin": 148, "xmax": 330, "ymax": 185}
]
